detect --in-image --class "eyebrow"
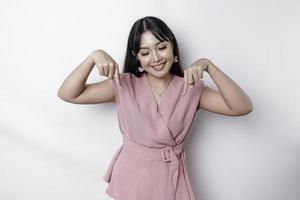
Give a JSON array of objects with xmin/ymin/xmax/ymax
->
[{"xmin": 140, "ymin": 41, "xmax": 164, "ymax": 49}]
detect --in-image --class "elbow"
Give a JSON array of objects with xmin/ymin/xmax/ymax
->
[
  {"xmin": 57, "ymin": 90, "xmax": 61, "ymax": 98},
  {"xmin": 57, "ymin": 90, "xmax": 72, "ymax": 102},
  {"xmin": 238, "ymin": 101, "xmax": 254, "ymax": 116},
  {"xmin": 57, "ymin": 87, "xmax": 64, "ymax": 99},
  {"xmin": 57, "ymin": 92, "xmax": 79, "ymax": 104},
  {"xmin": 244, "ymin": 106, "xmax": 253, "ymax": 115},
  {"xmin": 230, "ymin": 105, "xmax": 253, "ymax": 116},
  {"xmin": 237, "ymin": 106, "xmax": 253, "ymax": 116},
  {"xmin": 57, "ymin": 90, "xmax": 65, "ymax": 100},
  {"xmin": 245, "ymin": 102, "xmax": 254, "ymax": 114}
]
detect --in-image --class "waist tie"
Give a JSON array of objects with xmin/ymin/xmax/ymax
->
[
  {"xmin": 103, "ymin": 135, "xmax": 196, "ymax": 200},
  {"xmin": 122, "ymin": 136, "xmax": 183, "ymax": 200}
]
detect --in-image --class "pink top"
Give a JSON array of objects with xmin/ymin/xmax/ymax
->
[{"xmin": 103, "ymin": 72, "xmax": 204, "ymax": 200}]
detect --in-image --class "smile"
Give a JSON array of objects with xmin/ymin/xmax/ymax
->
[
  {"xmin": 151, "ymin": 62, "xmax": 166, "ymax": 70},
  {"xmin": 152, "ymin": 61, "xmax": 166, "ymax": 68}
]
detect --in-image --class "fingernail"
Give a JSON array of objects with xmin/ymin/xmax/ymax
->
[{"xmin": 190, "ymin": 85, "xmax": 193, "ymax": 88}]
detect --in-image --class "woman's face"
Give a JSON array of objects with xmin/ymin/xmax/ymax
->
[{"xmin": 136, "ymin": 31, "xmax": 175, "ymax": 77}]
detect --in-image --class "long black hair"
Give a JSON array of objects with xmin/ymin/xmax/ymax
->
[{"xmin": 123, "ymin": 16, "xmax": 184, "ymax": 77}]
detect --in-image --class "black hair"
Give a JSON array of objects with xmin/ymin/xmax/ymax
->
[{"xmin": 123, "ymin": 16, "xmax": 184, "ymax": 77}]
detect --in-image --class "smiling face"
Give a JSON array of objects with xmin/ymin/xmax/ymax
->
[{"xmin": 136, "ymin": 31, "xmax": 175, "ymax": 78}]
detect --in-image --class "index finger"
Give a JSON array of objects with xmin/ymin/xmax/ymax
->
[
  {"xmin": 182, "ymin": 70, "xmax": 188, "ymax": 95},
  {"xmin": 114, "ymin": 63, "xmax": 122, "ymax": 89}
]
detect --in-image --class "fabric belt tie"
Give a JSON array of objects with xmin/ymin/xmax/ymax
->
[
  {"xmin": 103, "ymin": 135, "xmax": 196, "ymax": 200},
  {"xmin": 123, "ymin": 135, "xmax": 183, "ymax": 200}
]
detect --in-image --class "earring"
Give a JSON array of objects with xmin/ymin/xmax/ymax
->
[
  {"xmin": 174, "ymin": 56, "xmax": 178, "ymax": 63},
  {"xmin": 138, "ymin": 66, "xmax": 144, "ymax": 72}
]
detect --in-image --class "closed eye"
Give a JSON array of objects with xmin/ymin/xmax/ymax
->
[
  {"xmin": 158, "ymin": 46, "xmax": 167, "ymax": 50},
  {"xmin": 141, "ymin": 46, "xmax": 167, "ymax": 56}
]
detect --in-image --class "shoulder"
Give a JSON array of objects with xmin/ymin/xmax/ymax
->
[
  {"xmin": 119, "ymin": 72, "xmax": 138, "ymax": 79},
  {"xmin": 115, "ymin": 72, "xmax": 136, "ymax": 83},
  {"xmin": 112, "ymin": 72, "xmax": 138, "ymax": 89},
  {"xmin": 119, "ymin": 72, "xmax": 131, "ymax": 79}
]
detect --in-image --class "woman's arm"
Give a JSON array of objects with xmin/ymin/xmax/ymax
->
[
  {"xmin": 57, "ymin": 53, "xmax": 95, "ymax": 101},
  {"xmin": 57, "ymin": 50, "xmax": 120, "ymax": 104},
  {"xmin": 199, "ymin": 59, "xmax": 253, "ymax": 116}
]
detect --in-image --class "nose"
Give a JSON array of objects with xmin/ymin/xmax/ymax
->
[{"xmin": 152, "ymin": 50, "xmax": 161, "ymax": 62}]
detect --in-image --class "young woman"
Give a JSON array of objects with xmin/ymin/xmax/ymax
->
[{"xmin": 57, "ymin": 16, "xmax": 253, "ymax": 200}]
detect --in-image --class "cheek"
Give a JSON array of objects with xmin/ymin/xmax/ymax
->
[
  {"xmin": 162, "ymin": 50, "xmax": 173, "ymax": 59},
  {"xmin": 139, "ymin": 58, "xmax": 151, "ymax": 67},
  {"xmin": 140, "ymin": 58, "xmax": 147, "ymax": 63}
]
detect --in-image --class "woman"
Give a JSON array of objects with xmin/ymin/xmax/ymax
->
[{"xmin": 57, "ymin": 16, "xmax": 253, "ymax": 200}]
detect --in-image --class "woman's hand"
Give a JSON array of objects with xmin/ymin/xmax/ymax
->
[
  {"xmin": 182, "ymin": 58, "xmax": 211, "ymax": 95},
  {"xmin": 90, "ymin": 49, "xmax": 121, "ymax": 88}
]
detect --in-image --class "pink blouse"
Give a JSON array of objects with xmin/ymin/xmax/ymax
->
[{"xmin": 102, "ymin": 72, "xmax": 204, "ymax": 200}]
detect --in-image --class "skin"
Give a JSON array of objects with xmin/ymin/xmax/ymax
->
[
  {"xmin": 57, "ymin": 31, "xmax": 253, "ymax": 116},
  {"xmin": 135, "ymin": 31, "xmax": 176, "ymax": 104},
  {"xmin": 135, "ymin": 31, "xmax": 253, "ymax": 115}
]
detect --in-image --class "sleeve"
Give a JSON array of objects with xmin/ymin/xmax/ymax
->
[
  {"xmin": 186, "ymin": 79, "xmax": 205, "ymax": 106},
  {"xmin": 110, "ymin": 73, "xmax": 132, "ymax": 136},
  {"xmin": 111, "ymin": 72, "xmax": 134, "ymax": 107},
  {"xmin": 186, "ymin": 79, "xmax": 204, "ymax": 113},
  {"xmin": 196, "ymin": 79, "xmax": 205, "ymax": 109},
  {"xmin": 111, "ymin": 73, "xmax": 131, "ymax": 107},
  {"xmin": 180, "ymin": 79, "xmax": 205, "ymax": 133}
]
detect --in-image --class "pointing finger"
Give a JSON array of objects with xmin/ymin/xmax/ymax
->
[
  {"xmin": 114, "ymin": 63, "xmax": 122, "ymax": 89},
  {"xmin": 98, "ymin": 64, "xmax": 104, "ymax": 76},
  {"xmin": 188, "ymin": 70, "xmax": 194, "ymax": 88},
  {"xmin": 108, "ymin": 63, "xmax": 114, "ymax": 79},
  {"xmin": 197, "ymin": 69, "xmax": 202, "ymax": 79},
  {"xmin": 182, "ymin": 70, "xmax": 188, "ymax": 96}
]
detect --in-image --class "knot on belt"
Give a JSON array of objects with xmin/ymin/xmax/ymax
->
[
  {"xmin": 103, "ymin": 136, "xmax": 196, "ymax": 200},
  {"xmin": 122, "ymin": 135, "xmax": 184, "ymax": 200}
]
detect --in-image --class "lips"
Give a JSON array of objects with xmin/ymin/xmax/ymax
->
[
  {"xmin": 152, "ymin": 61, "xmax": 166, "ymax": 67},
  {"xmin": 152, "ymin": 62, "xmax": 166, "ymax": 71}
]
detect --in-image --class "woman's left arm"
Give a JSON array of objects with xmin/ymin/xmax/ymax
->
[{"xmin": 182, "ymin": 58, "xmax": 253, "ymax": 116}]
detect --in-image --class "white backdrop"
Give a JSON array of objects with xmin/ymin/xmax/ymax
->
[{"xmin": 1, "ymin": 0, "xmax": 300, "ymax": 199}]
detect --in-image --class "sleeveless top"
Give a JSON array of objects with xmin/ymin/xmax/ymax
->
[{"xmin": 102, "ymin": 72, "xmax": 204, "ymax": 200}]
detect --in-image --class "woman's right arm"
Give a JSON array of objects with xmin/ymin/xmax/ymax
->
[{"xmin": 57, "ymin": 50, "xmax": 121, "ymax": 104}]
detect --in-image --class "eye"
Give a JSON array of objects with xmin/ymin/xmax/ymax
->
[
  {"xmin": 158, "ymin": 46, "xmax": 167, "ymax": 50},
  {"xmin": 141, "ymin": 52, "xmax": 149, "ymax": 56}
]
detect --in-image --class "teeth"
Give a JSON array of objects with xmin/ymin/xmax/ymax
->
[
  {"xmin": 154, "ymin": 64, "xmax": 163, "ymax": 70},
  {"xmin": 153, "ymin": 62, "xmax": 165, "ymax": 70}
]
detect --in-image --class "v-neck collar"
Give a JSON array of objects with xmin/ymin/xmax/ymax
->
[{"xmin": 143, "ymin": 72, "xmax": 176, "ymax": 111}]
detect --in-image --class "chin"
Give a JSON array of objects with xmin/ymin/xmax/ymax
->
[{"xmin": 149, "ymin": 69, "xmax": 171, "ymax": 78}]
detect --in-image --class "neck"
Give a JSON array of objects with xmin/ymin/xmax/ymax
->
[{"xmin": 146, "ymin": 73, "xmax": 173, "ymax": 88}]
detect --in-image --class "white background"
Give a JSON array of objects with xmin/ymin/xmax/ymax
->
[{"xmin": 1, "ymin": 0, "xmax": 300, "ymax": 199}]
